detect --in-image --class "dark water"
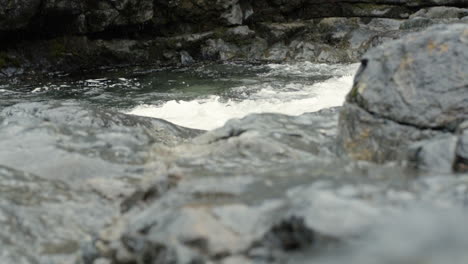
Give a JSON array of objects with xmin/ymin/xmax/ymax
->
[{"xmin": 0, "ymin": 62, "xmax": 343, "ymax": 109}]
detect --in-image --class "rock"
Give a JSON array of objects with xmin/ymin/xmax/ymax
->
[
  {"xmin": 0, "ymin": 165, "xmax": 109, "ymax": 264},
  {"xmin": 0, "ymin": 101, "xmax": 202, "ymax": 264},
  {"xmin": 226, "ymin": 26, "xmax": 255, "ymax": 39},
  {"xmin": 0, "ymin": 0, "xmax": 41, "ymax": 31},
  {"xmin": 2, "ymin": 85, "xmax": 468, "ymax": 263},
  {"xmin": 342, "ymin": 3, "xmax": 412, "ymax": 19},
  {"xmin": 400, "ymin": 7, "xmax": 468, "ymax": 30},
  {"xmin": 454, "ymin": 122, "xmax": 468, "ymax": 172},
  {"xmin": 179, "ymin": 51, "xmax": 194, "ymax": 65},
  {"xmin": 408, "ymin": 135, "xmax": 458, "ymax": 173},
  {"xmin": 2, "ymin": 0, "xmax": 468, "ymax": 73},
  {"xmin": 410, "ymin": 6, "xmax": 468, "ymax": 19},
  {"xmin": 221, "ymin": 2, "xmax": 243, "ymax": 25},
  {"xmin": 85, "ymin": 105, "xmax": 468, "ymax": 263},
  {"xmin": 338, "ymin": 24, "xmax": 468, "ymax": 167},
  {"xmin": 0, "ymin": 101, "xmax": 201, "ymax": 181},
  {"xmin": 201, "ymin": 39, "xmax": 240, "ymax": 61},
  {"xmin": 173, "ymin": 108, "xmax": 342, "ymax": 174},
  {"xmin": 257, "ymin": 22, "xmax": 308, "ymax": 43},
  {"xmin": 399, "ymin": 17, "xmax": 441, "ymax": 30}
]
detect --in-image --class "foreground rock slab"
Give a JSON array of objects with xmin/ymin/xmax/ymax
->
[
  {"xmin": 83, "ymin": 109, "xmax": 468, "ymax": 264},
  {"xmin": 0, "ymin": 101, "xmax": 201, "ymax": 264}
]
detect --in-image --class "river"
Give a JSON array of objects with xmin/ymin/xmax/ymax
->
[{"xmin": 1, "ymin": 62, "xmax": 358, "ymax": 130}]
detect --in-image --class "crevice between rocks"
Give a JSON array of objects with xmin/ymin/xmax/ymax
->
[
  {"xmin": 350, "ymin": 100, "xmax": 457, "ymax": 133},
  {"xmin": 208, "ymin": 129, "xmax": 248, "ymax": 144}
]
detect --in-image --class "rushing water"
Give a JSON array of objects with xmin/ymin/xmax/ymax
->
[
  {"xmin": 127, "ymin": 63, "xmax": 358, "ymax": 129},
  {"xmin": 1, "ymin": 62, "xmax": 358, "ymax": 130}
]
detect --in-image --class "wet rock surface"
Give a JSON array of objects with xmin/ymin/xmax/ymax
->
[{"xmin": 338, "ymin": 23, "xmax": 468, "ymax": 168}]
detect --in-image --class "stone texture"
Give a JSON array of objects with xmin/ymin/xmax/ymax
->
[
  {"xmin": 0, "ymin": 0, "xmax": 467, "ymax": 74},
  {"xmin": 0, "ymin": 0, "xmax": 41, "ymax": 31},
  {"xmin": 454, "ymin": 122, "xmax": 468, "ymax": 172},
  {"xmin": 78, "ymin": 107, "xmax": 468, "ymax": 264},
  {"xmin": 338, "ymin": 23, "xmax": 468, "ymax": 167}
]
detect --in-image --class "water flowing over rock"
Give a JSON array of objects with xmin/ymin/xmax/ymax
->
[{"xmin": 338, "ymin": 23, "xmax": 468, "ymax": 171}]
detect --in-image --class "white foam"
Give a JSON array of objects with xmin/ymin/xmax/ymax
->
[{"xmin": 128, "ymin": 63, "xmax": 359, "ymax": 130}]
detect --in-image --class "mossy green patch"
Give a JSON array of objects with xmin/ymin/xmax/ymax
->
[
  {"xmin": 349, "ymin": 83, "xmax": 366, "ymax": 100},
  {"xmin": 350, "ymin": 85, "xmax": 359, "ymax": 98}
]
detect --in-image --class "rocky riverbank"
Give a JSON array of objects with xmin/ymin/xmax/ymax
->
[
  {"xmin": 0, "ymin": 0, "xmax": 467, "ymax": 78},
  {"xmin": 1, "ymin": 23, "xmax": 466, "ymax": 264},
  {"xmin": 0, "ymin": 2, "xmax": 467, "ymax": 264}
]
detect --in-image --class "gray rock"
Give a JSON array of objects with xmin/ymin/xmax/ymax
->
[
  {"xmin": 400, "ymin": 17, "xmax": 441, "ymax": 30},
  {"xmin": 338, "ymin": 103, "xmax": 442, "ymax": 163},
  {"xmin": 173, "ymin": 108, "xmax": 341, "ymax": 174},
  {"xmin": 85, "ymin": 105, "xmax": 468, "ymax": 263},
  {"xmin": 338, "ymin": 24, "xmax": 468, "ymax": 167},
  {"xmin": 342, "ymin": 3, "xmax": 412, "ymax": 19},
  {"xmin": 454, "ymin": 122, "xmax": 468, "ymax": 172},
  {"xmin": 201, "ymin": 39, "xmax": 241, "ymax": 61},
  {"xmin": 0, "ymin": 165, "xmax": 110, "ymax": 264},
  {"xmin": 180, "ymin": 51, "xmax": 194, "ymax": 65},
  {"xmin": 408, "ymin": 135, "xmax": 458, "ymax": 173},
  {"xmin": 0, "ymin": 101, "xmax": 201, "ymax": 181},
  {"xmin": 221, "ymin": 2, "xmax": 243, "ymax": 25},
  {"xmin": 257, "ymin": 22, "xmax": 308, "ymax": 43},
  {"xmin": 3, "ymin": 0, "xmax": 468, "ymax": 73},
  {"xmin": 400, "ymin": 7, "xmax": 468, "ymax": 30},
  {"xmin": 410, "ymin": 6, "xmax": 468, "ymax": 19},
  {"xmin": 351, "ymin": 23, "xmax": 467, "ymax": 129},
  {"xmin": 0, "ymin": 101, "xmax": 202, "ymax": 264},
  {"xmin": 226, "ymin": 26, "xmax": 255, "ymax": 39}
]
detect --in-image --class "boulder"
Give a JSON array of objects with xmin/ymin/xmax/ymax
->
[{"xmin": 338, "ymin": 23, "xmax": 468, "ymax": 168}]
